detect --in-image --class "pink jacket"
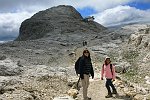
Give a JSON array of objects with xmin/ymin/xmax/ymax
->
[{"xmin": 101, "ymin": 64, "xmax": 116, "ymax": 80}]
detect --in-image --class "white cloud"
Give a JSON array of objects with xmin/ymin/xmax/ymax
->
[
  {"xmin": 0, "ymin": 11, "xmax": 34, "ymax": 38},
  {"xmin": 0, "ymin": 0, "xmax": 138, "ymax": 12},
  {"xmin": 71, "ymin": 0, "xmax": 132, "ymax": 11},
  {"xmin": 94, "ymin": 6, "xmax": 150, "ymax": 27},
  {"xmin": 0, "ymin": 0, "xmax": 150, "ymax": 40}
]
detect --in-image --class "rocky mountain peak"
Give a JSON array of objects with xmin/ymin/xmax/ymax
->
[
  {"xmin": 32, "ymin": 5, "xmax": 83, "ymax": 20},
  {"xmin": 16, "ymin": 5, "xmax": 106, "ymax": 41}
]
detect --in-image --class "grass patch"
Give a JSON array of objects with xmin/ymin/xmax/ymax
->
[
  {"xmin": 121, "ymin": 49, "xmax": 141, "ymax": 82},
  {"xmin": 107, "ymin": 51, "xmax": 120, "ymax": 62},
  {"xmin": 122, "ymin": 50, "xmax": 139, "ymax": 63}
]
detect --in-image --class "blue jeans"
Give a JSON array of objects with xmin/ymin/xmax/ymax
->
[{"xmin": 105, "ymin": 79, "xmax": 116, "ymax": 94}]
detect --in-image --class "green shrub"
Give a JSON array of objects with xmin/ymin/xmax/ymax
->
[{"xmin": 122, "ymin": 50, "xmax": 139, "ymax": 63}]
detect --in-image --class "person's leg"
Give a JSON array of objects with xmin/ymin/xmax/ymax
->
[
  {"xmin": 105, "ymin": 79, "xmax": 112, "ymax": 98},
  {"xmin": 105, "ymin": 79, "xmax": 111, "ymax": 94},
  {"xmin": 109, "ymin": 80, "xmax": 117, "ymax": 94},
  {"xmin": 81, "ymin": 76, "xmax": 86, "ymax": 100},
  {"xmin": 85, "ymin": 74, "xmax": 90, "ymax": 100},
  {"xmin": 82, "ymin": 74, "xmax": 90, "ymax": 100}
]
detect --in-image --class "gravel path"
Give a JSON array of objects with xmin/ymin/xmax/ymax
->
[{"xmin": 77, "ymin": 75, "xmax": 131, "ymax": 100}]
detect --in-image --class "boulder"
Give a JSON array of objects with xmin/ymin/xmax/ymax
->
[
  {"xmin": 146, "ymin": 94, "xmax": 150, "ymax": 100},
  {"xmin": 115, "ymin": 62, "xmax": 131, "ymax": 73},
  {"xmin": 0, "ymin": 86, "xmax": 15, "ymax": 94},
  {"xmin": 67, "ymin": 80, "xmax": 77, "ymax": 87},
  {"xmin": 67, "ymin": 78, "xmax": 81, "ymax": 90},
  {"xmin": 125, "ymin": 91, "xmax": 137, "ymax": 97},
  {"xmin": 0, "ymin": 59, "xmax": 23, "ymax": 76},
  {"xmin": 113, "ymin": 79, "xmax": 124, "ymax": 87},
  {"xmin": 143, "ymin": 53, "xmax": 150, "ymax": 63},
  {"xmin": 0, "ymin": 65, "xmax": 23, "ymax": 76},
  {"xmin": 135, "ymin": 35, "xmax": 143, "ymax": 47},
  {"xmin": 67, "ymin": 89, "xmax": 78, "ymax": 99},
  {"xmin": 0, "ymin": 90, "xmax": 34, "ymax": 100},
  {"xmin": 0, "ymin": 55, "xmax": 6, "ymax": 60},
  {"xmin": 138, "ymin": 27, "xmax": 150, "ymax": 34},
  {"xmin": 133, "ymin": 94, "xmax": 145, "ymax": 100}
]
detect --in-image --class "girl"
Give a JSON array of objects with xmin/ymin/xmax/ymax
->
[{"xmin": 101, "ymin": 57, "xmax": 117, "ymax": 98}]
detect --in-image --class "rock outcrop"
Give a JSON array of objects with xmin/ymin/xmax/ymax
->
[
  {"xmin": 128, "ymin": 25, "xmax": 150, "ymax": 48},
  {"xmin": 119, "ymin": 24, "xmax": 150, "ymax": 100},
  {"xmin": 0, "ymin": 58, "xmax": 23, "ymax": 76},
  {"xmin": 16, "ymin": 5, "xmax": 106, "ymax": 41}
]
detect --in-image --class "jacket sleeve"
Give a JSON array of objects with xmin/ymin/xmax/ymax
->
[
  {"xmin": 101, "ymin": 64, "xmax": 104, "ymax": 78},
  {"xmin": 79, "ymin": 58, "xmax": 84, "ymax": 79},
  {"xmin": 90, "ymin": 64, "xmax": 94, "ymax": 78},
  {"xmin": 112, "ymin": 65, "xmax": 116, "ymax": 80}
]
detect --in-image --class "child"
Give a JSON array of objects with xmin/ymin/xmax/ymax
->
[{"xmin": 101, "ymin": 57, "xmax": 117, "ymax": 98}]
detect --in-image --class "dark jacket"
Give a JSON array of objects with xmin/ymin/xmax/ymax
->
[{"xmin": 79, "ymin": 56, "xmax": 94, "ymax": 79}]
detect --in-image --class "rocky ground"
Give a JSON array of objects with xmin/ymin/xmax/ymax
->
[
  {"xmin": 0, "ymin": 24, "xmax": 150, "ymax": 100},
  {"xmin": 0, "ymin": 58, "xmax": 72, "ymax": 100},
  {"xmin": 0, "ymin": 5, "xmax": 150, "ymax": 100}
]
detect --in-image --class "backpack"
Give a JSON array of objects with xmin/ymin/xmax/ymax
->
[
  {"xmin": 75, "ymin": 57, "xmax": 81, "ymax": 75},
  {"xmin": 103, "ymin": 64, "xmax": 113, "ymax": 76}
]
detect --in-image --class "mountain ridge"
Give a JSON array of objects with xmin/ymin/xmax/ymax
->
[{"xmin": 16, "ymin": 5, "xmax": 106, "ymax": 41}]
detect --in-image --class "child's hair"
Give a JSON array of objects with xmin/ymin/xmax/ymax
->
[{"xmin": 104, "ymin": 57, "xmax": 111, "ymax": 65}]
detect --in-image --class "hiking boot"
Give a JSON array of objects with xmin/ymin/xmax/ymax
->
[
  {"xmin": 87, "ymin": 97, "xmax": 91, "ymax": 100},
  {"xmin": 112, "ymin": 90, "xmax": 117, "ymax": 94},
  {"xmin": 105, "ymin": 94, "xmax": 112, "ymax": 98},
  {"xmin": 84, "ymin": 97, "xmax": 91, "ymax": 100}
]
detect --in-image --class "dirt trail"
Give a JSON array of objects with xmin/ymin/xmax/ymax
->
[
  {"xmin": 77, "ymin": 78, "xmax": 131, "ymax": 100},
  {"xmin": 76, "ymin": 69, "xmax": 132, "ymax": 100}
]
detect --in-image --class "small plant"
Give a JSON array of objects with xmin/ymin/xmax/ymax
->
[
  {"xmin": 107, "ymin": 50, "xmax": 120, "ymax": 62},
  {"xmin": 122, "ymin": 50, "xmax": 139, "ymax": 63},
  {"xmin": 121, "ymin": 49, "xmax": 141, "ymax": 82}
]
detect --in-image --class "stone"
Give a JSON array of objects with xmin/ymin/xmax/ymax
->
[
  {"xmin": 0, "ymin": 86, "xmax": 15, "ymax": 94},
  {"xmin": 134, "ymin": 94, "xmax": 144, "ymax": 100},
  {"xmin": 113, "ymin": 79, "xmax": 123, "ymax": 87},
  {"xmin": 146, "ymin": 94, "xmax": 150, "ymax": 100},
  {"xmin": 124, "ymin": 87, "xmax": 129, "ymax": 93},
  {"xmin": 0, "ymin": 65, "xmax": 23, "ymax": 76},
  {"xmin": 0, "ymin": 55, "xmax": 6, "ymax": 60},
  {"xmin": 125, "ymin": 91, "xmax": 137, "ymax": 97},
  {"xmin": 115, "ymin": 62, "xmax": 131, "ymax": 73},
  {"xmin": 0, "ymin": 90, "xmax": 34, "ymax": 100},
  {"xmin": 67, "ymin": 89, "xmax": 78, "ymax": 99},
  {"xmin": 67, "ymin": 81, "xmax": 77, "ymax": 87},
  {"xmin": 53, "ymin": 96, "xmax": 75, "ymax": 100},
  {"xmin": 135, "ymin": 35, "xmax": 143, "ymax": 46},
  {"xmin": 144, "ymin": 42, "xmax": 149, "ymax": 48},
  {"xmin": 143, "ymin": 53, "xmax": 150, "ymax": 63},
  {"xmin": 0, "ymin": 58, "xmax": 24, "ymax": 76}
]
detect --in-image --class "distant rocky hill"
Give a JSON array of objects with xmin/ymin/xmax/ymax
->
[{"xmin": 16, "ymin": 5, "xmax": 106, "ymax": 41}]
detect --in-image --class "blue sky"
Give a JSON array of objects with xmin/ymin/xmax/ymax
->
[
  {"xmin": 77, "ymin": 1, "xmax": 150, "ymax": 17},
  {"xmin": 127, "ymin": 1, "xmax": 150, "ymax": 10},
  {"xmin": 0, "ymin": 0, "xmax": 150, "ymax": 41},
  {"xmin": 77, "ymin": 7, "xmax": 97, "ymax": 17}
]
